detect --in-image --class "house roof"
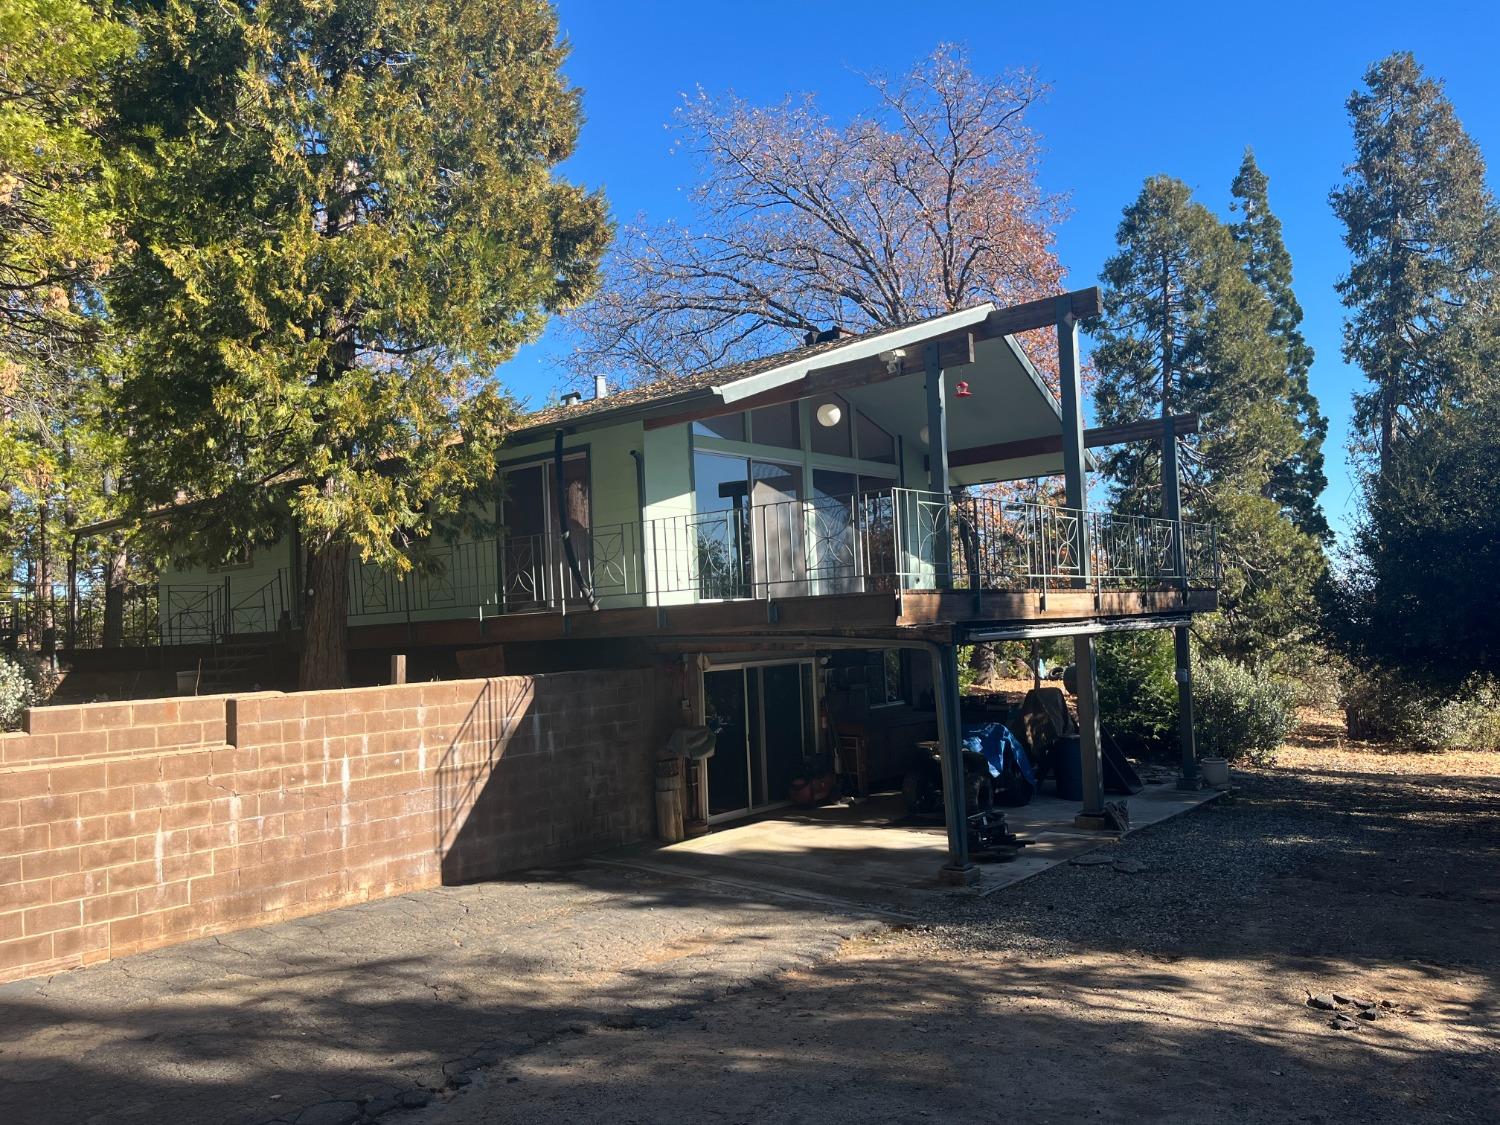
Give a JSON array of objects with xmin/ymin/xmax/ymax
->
[
  {"xmin": 73, "ymin": 290, "xmax": 1106, "ymax": 537},
  {"xmin": 514, "ymin": 303, "xmax": 1001, "ymax": 438}
]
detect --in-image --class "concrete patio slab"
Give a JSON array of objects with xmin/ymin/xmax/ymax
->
[{"xmin": 594, "ymin": 777, "xmax": 1220, "ymax": 913}]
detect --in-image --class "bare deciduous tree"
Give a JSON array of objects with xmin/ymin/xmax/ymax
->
[{"xmin": 565, "ymin": 45, "xmax": 1069, "ymax": 385}]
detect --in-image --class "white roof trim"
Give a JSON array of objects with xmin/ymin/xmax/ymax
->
[{"xmin": 711, "ymin": 304, "xmax": 996, "ymax": 405}]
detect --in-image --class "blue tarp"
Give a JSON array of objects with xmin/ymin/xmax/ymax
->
[{"xmin": 963, "ymin": 722, "xmax": 1037, "ymax": 806}]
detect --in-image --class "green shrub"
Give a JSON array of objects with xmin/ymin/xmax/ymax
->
[
  {"xmin": 1341, "ymin": 668, "xmax": 1500, "ymax": 752},
  {"xmin": 956, "ymin": 644, "xmax": 979, "ymax": 693},
  {"xmin": 1096, "ymin": 630, "xmax": 1177, "ymax": 748},
  {"xmin": 0, "ymin": 652, "xmax": 57, "ymax": 732},
  {"xmin": 1192, "ymin": 657, "xmax": 1295, "ymax": 765}
]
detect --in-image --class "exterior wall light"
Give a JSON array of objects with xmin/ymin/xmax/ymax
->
[
  {"xmin": 919, "ymin": 425, "xmax": 930, "ymax": 445},
  {"xmin": 815, "ymin": 402, "xmax": 842, "ymax": 428}
]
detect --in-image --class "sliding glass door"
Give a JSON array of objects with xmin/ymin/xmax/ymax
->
[
  {"xmin": 498, "ymin": 453, "xmax": 590, "ymax": 610},
  {"xmin": 702, "ymin": 661, "xmax": 816, "ymax": 821},
  {"xmin": 693, "ymin": 451, "xmax": 805, "ymax": 599}
]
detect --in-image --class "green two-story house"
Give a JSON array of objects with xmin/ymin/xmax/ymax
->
[{"xmin": 74, "ymin": 288, "xmax": 1217, "ymax": 881}]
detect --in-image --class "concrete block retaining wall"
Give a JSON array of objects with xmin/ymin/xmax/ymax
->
[{"xmin": 0, "ymin": 669, "xmax": 660, "ymax": 983}]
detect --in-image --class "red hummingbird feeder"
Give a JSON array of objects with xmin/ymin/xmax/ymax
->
[{"xmin": 955, "ymin": 381, "xmax": 973, "ymax": 397}]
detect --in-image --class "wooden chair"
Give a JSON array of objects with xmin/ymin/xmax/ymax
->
[{"xmin": 835, "ymin": 723, "xmax": 870, "ymax": 797}]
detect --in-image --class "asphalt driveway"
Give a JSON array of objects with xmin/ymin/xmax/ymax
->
[{"xmin": 0, "ymin": 861, "xmax": 879, "ymax": 1125}]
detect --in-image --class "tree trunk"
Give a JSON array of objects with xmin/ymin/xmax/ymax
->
[
  {"xmin": 101, "ymin": 539, "xmax": 128, "ymax": 647},
  {"xmin": 299, "ymin": 539, "xmax": 351, "ymax": 690},
  {"xmin": 967, "ymin": 642, "xmax": 997, "ymax": 687},
  {"xmin": 35, "ymin": 504, "xmax": 54, "ymax": 656}
]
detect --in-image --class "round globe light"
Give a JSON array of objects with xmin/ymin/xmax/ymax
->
[
  {"xmin": 918, "ymin": 425, "xmax": 930, "ymax": 445},
  {"xmin": 815, "ymin": 402, "xmax": 842, "ymax": 428}
]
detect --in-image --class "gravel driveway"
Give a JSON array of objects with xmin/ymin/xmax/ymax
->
[
  {"xmin": 419, "ymin": 710, "xmax": 1500, "ymax": 1124},
  {"xmin": 6, "ymin": 710, "xmax": 1495, "ymax": 1125}
]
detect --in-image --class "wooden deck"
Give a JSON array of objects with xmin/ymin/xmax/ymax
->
[{"xmin": 345, "ymin": 587, "xmax": 1218, "ymax": 651}]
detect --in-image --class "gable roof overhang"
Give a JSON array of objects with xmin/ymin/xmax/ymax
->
[{"xmin": 510, "ymin": 288, "xmax": 1104, "ymax": 485}]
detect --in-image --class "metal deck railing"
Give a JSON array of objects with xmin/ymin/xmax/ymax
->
[
  {"xmin": 56, "ymin": 489, "xmax": 1217, "ymax": 646},
  {"xmin": 340, "ymin": 487, "xmax": 1217, "ymax": 623}
]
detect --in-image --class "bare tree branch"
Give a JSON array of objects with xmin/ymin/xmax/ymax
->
[{"xmin": 562, "ymin": 44, "xmax": 1070, "ymax": 388}]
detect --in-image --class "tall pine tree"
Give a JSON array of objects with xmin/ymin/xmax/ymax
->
[
  {"xmin": 107, "ymin": 0, "xmax": 610, "ymax": 688},
  {"xmin": 1331, "ymin": 51, "xmax": 1498, "ymax": 474},
  {"xmin": 1092, "ymin": 175, "xmax": 1324, "ymax": 667},
  {"xmin": 1329, "ymin": 52, "xmax": 1500, "ymax": 685},
  {"xmin": 1229, "ymin": 149, "xmax": 1329, "ymax": 541}
]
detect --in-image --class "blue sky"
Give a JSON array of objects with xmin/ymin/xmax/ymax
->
[{"xmin": 503, "ymin": 0, "xmax": 1500, "ymax": 542}]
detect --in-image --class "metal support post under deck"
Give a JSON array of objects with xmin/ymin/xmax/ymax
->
[
  {"xmin": 1057, "ymin": 301, "xmax": 1106, "ymax": 824},
  {"xmin": 1162, "ymin": 417, "xmax": 1200, "ymax": 790},
  {"xmin": 1072, "ymin": 633, "xmax": 1106, "ymax": 823},
  {"xmin": 932, "ymin": 642, "xmax": 977, "ymax": 883},
  {"xmin": 1056, "ymin": 303, "xmax": 1089, "ymax": 580},
  {"xmin": 923, "ymin": 341, "xmax": 953, "ymax": 590}
]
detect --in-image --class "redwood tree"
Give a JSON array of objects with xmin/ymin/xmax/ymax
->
[
  {"xmin": 1230, "ymin": 148, "xmax": 1328, "ymax": 541},
  {"xmin": 108, "ymin": 0, "xmax": 609, "ymax": 688},
  {"xmin": 1327, "ymin": 52, "xmax": 1500, "ymax": 685},
  {"xmin": 1331, "ymin": 51, "xmax": 1497, "ymax": 478},
  {"xmin": 1090, "ymin": 176, "xmax": 1325, "ymax": 667}
]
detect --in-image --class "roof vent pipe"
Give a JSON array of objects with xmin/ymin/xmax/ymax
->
[
  {"xmin": 560, "ymin": 390, "xmax": 582, "ymax": 407},
  {"xmin": 594, "ymin": 374, "xmax": 609, "ymax": 400}
]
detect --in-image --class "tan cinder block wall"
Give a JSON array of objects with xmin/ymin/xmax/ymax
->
[{"xmin": 0, "ymin": 669, "xmax": 658, "ymax": 984}]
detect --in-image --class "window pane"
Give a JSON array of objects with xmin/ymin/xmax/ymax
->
[
  {"xmin": 748, "ymin": 402, "xmax": 800, "ymax": 449},
  {"xmin": 560, "ymin": 454, "xmax": 590, "ymax": 534},
  {"xmin": 882, "ymin": 649, "xmax": 904, "ymax": 705},
  {"xmin": 856, "ymin": 411, "xmax": 896, "ymax": 464},
  {"xmin": 693, "ymin": 413, "xmax": 745, "ymax": 441},
  {"xmin": 809, "ymin": 470, "xmax": 859, "ymax": 592},
  {"xmin": 501, "ymin": 464, "xmax": 547, "ymax": 537},
  {"xmin": 695, "ymin": 451, "xmax": 749, "ymax": 513},
  {"xmin": 811, "ymin": 469, "xmax": 857, "ymax": 502},
  {"xmin": 810, "ymin": 394, "xmax": 852, "ymax": 457},
  {"xmin": 693, "ymin": 452, "xmax": 750, "ymax": 599}
]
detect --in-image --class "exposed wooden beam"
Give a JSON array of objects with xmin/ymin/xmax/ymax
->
[
  {"xmin": 948, "ymin": 412, "xmax": 1200, "ymax": 469},
  {"xmin": 974, "ymin": 287, "xmax": 1102, "ymax": 342},
  {"xmin": 643, "ymin": 331, "xmax": 975, "ymax": 432}
]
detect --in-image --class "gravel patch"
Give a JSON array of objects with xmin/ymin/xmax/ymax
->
[{"xmin": 419, "ymin": 714, "xmax": 1500, "ymax": 1125}]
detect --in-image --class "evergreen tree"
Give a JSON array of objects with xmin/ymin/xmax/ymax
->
[
  {"xmin": 1229, "ymin": 149, "xmax": 1329, "ymax": 541},
  {"xmin": 0, "ymin": 0, "xmax": 133, "ymax": 648},
  {"xmin": 1333, "ymin": 388, "xmax": 1500, "ymax": 685},
  {"xmin": 0, "ymin": 0, "xmax": 130, "ymax": 368},
  {"xmin": 1328, "ymin": 52, "xmax": 1500, "ymax": 685},
  {"xmin": 1330, "ymin": 51, "xmax": 1499, "ymax": 474},
  {"xmin": 1091, "ymin": 175, "xmax": 1324, "ymax": 667},
  {"xmin": 108, "ymin": 0, "xmax": 609, "ymax": 688}
]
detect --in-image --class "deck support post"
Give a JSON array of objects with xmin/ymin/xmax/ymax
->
[
  {"xmin": 923, "ymin": 341, "xmax": 953, "ymax": 590},
  {"xmin": 1056, "ymin": 301, "xmax": 1089, "ymax": 575},
  {"xmin": 1057, "ymin": 301, "xmax": 1106, "ymax": 824},
  {"xmin": 1162, "ymin": 418, "xmax": 1200, "ymax": 790},
  {"xmin": 932, "ymin": 641, "xmax": 977, "ymax": 884},
  {"xmin": 1071, "ymin": 633, "xmax": 1106, "ymax": 825}
]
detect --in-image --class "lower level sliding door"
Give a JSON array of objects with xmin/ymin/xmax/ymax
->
[{"xmin": 702, "ymin": 661, "xmax": 816, "ymax": 822}]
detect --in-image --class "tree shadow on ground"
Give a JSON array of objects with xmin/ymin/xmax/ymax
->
[{"xmin": 1, "ymin": 762, "xmax": 1495, "ymax": 1125}]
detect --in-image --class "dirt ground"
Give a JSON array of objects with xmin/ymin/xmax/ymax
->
[
  {"xmin": 5, "ymin": 709, "xmax": 1495, "ymax": 1125},
  {"xmin": 421, "ymin": 708, "xmax": 1500, "ymax": 1124}
]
